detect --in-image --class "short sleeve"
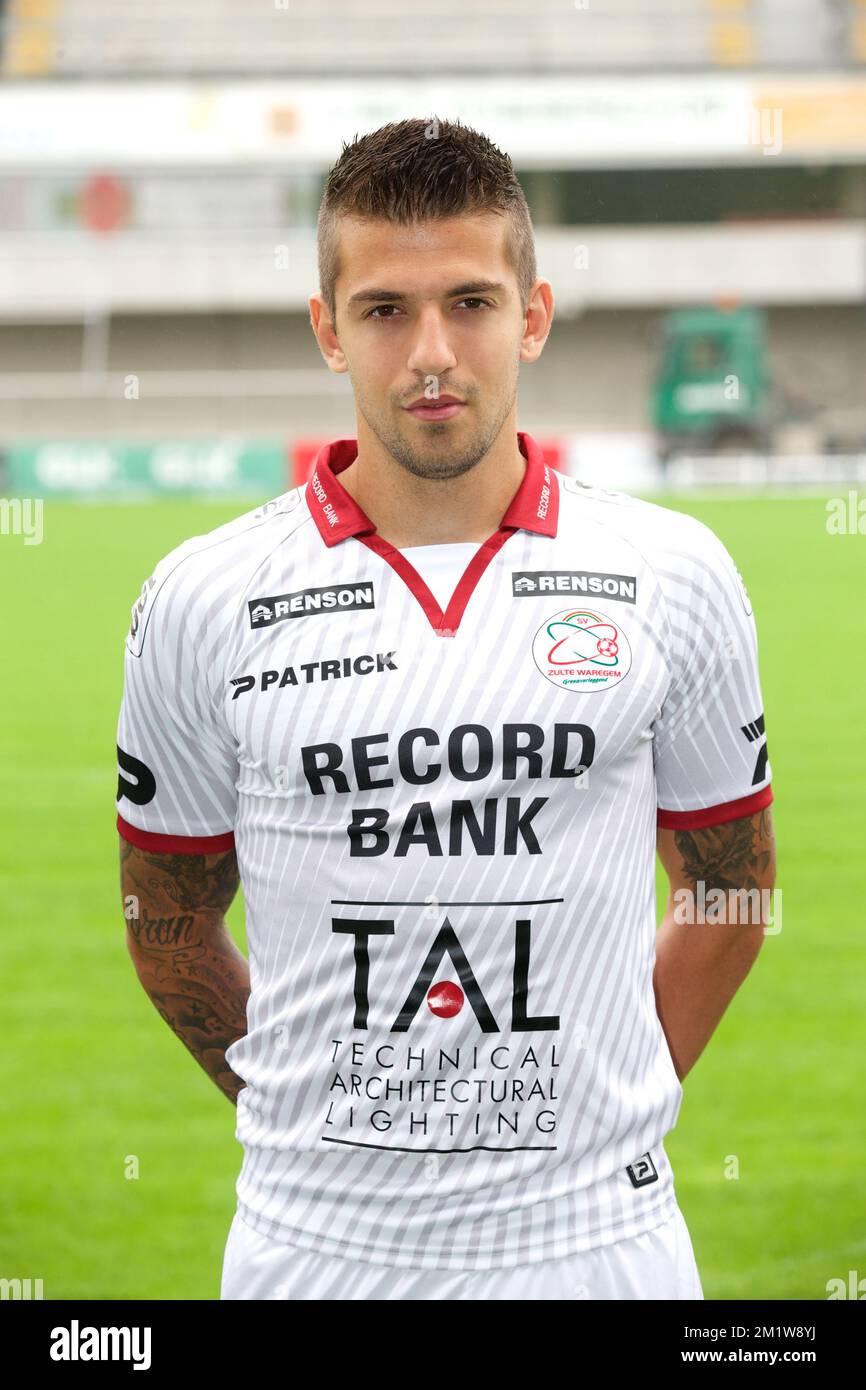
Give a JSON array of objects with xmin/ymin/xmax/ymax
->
[
  {"xmin": 116, "ymin": 553, "xmax": 239, "ymax": 854},
  {"xmin": 653, "ymin": 526, "xmax": 773, "ymax": 830}
]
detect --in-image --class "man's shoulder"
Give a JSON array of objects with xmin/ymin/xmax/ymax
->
[
  {"xmin": 168, "ymin": 485, "xmax": 308, "ymax": 570},
  {"xmin": 556, "ymin": 472, "xmax": 755, "ymax": 624},
  {"xmin": 556, "ymin": 470, "xmax": 732, "ymax": 575},
  {"xmin": 126, "ymin": 485, "xmax": 309, "ymax": 655}
]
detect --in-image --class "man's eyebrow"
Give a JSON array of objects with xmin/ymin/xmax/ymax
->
[{"xmin": 347, "ymin": 280, "xmax": 508, "ymax": 306}]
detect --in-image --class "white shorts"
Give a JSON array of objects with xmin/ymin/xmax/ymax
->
[{"xmin": 220, "ymin": 1206, "xmax": 704, "ymax": 1301}]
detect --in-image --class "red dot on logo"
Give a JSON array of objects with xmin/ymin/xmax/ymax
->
[{"xmin": 427, "ymin": 981, "xmax": 464, "ymax": 1018}]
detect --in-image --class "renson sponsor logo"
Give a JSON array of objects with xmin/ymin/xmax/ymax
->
[
  {"xmin": 249, "ymin": 582, "xmax": 375, "ymax": 628},
  {"xmin": 512, "ymin": 570, "xmax": 637, "ymax": 603}
]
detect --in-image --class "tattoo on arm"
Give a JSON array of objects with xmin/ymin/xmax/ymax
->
[
  {"xmin": 120, "ymin": 840, "xmax": 250, "ymax": 1104},
  {"xmin": 672, "ymin": 806, "xmax": 776, "ymax": 895},
  {"xmin": 120, "ymin": 838, "xmax": 240, "ymax": 913}
]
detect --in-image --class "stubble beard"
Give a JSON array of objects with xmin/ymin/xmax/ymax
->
[{"xmin": 358, "ymin": 387, "xmax": 517, "ymax": 483}]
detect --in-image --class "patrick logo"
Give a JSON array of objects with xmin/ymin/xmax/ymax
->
[{"xmin": 533, "ymin": 608, "xmax": 632, "ymax": 692}]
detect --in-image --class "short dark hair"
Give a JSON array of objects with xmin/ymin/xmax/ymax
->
[{"xmin": 316, "ymin": 116, "xmax": 537, "ymax": 324}]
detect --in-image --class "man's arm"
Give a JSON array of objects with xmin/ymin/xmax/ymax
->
[
  {"xmin": 654, "ymin": 805, "xmax": 777, "ymax": 1083},
  {"xmin": 120, "ymin": 838, "xmax": 250, "ymax": 1104}
]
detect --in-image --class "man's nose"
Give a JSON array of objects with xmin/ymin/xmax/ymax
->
[{"xmin": 406, "ymin": 307, "xmax": 458, "ymax": 377}]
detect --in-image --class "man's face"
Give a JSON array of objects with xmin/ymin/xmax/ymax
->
[{"xmin": 312, "ymin": 213, "xmax": 548, "ymax": 482}]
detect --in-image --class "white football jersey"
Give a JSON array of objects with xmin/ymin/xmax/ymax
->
[{"xmin": 116, "ymin": 431, "xmax": 773, "ymax": 1271}]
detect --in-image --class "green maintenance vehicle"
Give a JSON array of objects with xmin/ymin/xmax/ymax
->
[{"xmin": 652, "ymin": 305, "xmax": 771, "ymax": 460}]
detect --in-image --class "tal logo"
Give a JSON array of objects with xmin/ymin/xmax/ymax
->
[{"xmin": 332, "ymin": 916, "xmax": 560, "ymax": 1034}]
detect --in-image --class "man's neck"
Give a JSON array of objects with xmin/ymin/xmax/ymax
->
[{"xmin": 335, "ymin": 426, "xmax": 527, "ymax": 548}]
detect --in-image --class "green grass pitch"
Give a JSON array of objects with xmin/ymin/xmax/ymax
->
[{"xmin": 0, "ymin": 489, "xmax": 863, "ymax": 1299}]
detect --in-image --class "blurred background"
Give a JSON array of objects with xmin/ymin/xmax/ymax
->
[
  {"xmin": 3, "ymin": 0, "xmax": 866, "ymax": 491},
  {"xmin": 1, "ymin": 1, "xmax": 864, "ymax": 1302}
]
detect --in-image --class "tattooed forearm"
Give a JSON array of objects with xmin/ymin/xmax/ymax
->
[
  {"xmin": 120, "ymin": 837, "xmax": 241, "ymax": 914},
  {"xmin": 143, "ymin": 932, "xmax": 250, "ymax": 1104},
  {"xmin": 672, "ymin": 806, "xmax": 775, "ymax": 895},
  {"xmin": 120, "ymin": 840, "xmax": 249, "ymax": 1104},
  {"xmin": 654, "ymin": 807, "xmax": 777, "ymax": 1079},
  {"xmin": 126, "ymin": 908, "xmax": 196, "ymax": 948}
]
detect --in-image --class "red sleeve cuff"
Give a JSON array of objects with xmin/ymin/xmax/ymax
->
[
  {"xmin": 117, "ymin": 813, "xmax": 236, "ymax": 855},
  {"xmin": 657, "ymin": 783, "xmax": 773, "ymax": 830}
]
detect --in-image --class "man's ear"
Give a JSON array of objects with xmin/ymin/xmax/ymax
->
[
  {"xmin": 520, "ymin": 279, "xmax": 555, "ymax": 365},
  {"xmin": 309, "ymin": 293, "xmax": 349, "ymax": 374}
]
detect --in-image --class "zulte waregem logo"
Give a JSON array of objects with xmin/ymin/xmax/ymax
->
[{"xmin": 533, "ymin": 607, "xmax": 632, "ymax": 692}]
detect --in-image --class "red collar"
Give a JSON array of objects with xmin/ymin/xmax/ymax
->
[{"xmin": 305, "ymin": 431, "xmax": 559, "ymax": 547}]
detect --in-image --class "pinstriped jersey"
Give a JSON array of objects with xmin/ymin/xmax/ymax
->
[{"xmin": 116, "ymin": 431, "xmax": 773, "ymax": 1271}]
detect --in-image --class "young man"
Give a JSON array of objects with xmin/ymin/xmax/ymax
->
[{"xmin": 117, "ymin": 118, "xmax": 775, "ymax": 1301}]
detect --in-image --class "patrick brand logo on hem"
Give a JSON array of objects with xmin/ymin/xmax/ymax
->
[{"xmin": 49, "ymin": 1321, "xmax": 151, "ymax": 1370}]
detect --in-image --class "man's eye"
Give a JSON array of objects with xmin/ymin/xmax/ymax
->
[{"xmin": 366, "ymin": 299, "xmax": 491, "ymax": 320}]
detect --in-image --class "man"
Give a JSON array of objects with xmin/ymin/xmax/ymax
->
[{"xmin": 117, "ymin": 117, "xmax": 775, "ymax": 1301}]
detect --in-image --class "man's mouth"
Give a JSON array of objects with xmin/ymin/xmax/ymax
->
[{"xmin": 405, "ymin": 396, "xmax": 466, "ymax": 422}]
